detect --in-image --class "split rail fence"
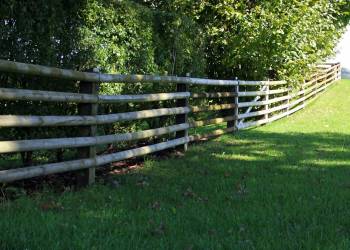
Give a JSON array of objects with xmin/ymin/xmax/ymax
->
[{"xmin": 0, "ymin": 60, "xmax": 341, "ymax": 183}]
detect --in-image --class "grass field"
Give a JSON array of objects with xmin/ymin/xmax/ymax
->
[{"xmin": 1, "ymin": 80, "xmax": 350, "ymax": 249}]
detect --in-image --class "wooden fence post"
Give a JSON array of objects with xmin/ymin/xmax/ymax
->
[
  {"xmin": 175, "ymin": 73, "xmax": 189, "ymax": 151},
  {"xmin": 322, "ymin": 68, "xmax": 328, "ymax": 91},
  {"xmin": 286, "ymin": 83, "xmax": 291, "ymax": 115},
  {"xmin": 315, "ymin": 73, "xmax": 319, "ymax": 97},
  {"xmin": 264, "ymin": 81, "xmax": 269, "ymax": 121},
  {"xmin": 227, "ymin": 78, "xmax": 239, "ymax": 130},
  {"xmin": 302, "ymin": 80, "xmax": 306, "ymax": 107},
  {"xmin": 76, "ymin": 68, "xmax": 99, "ymax": 186},
  {"xmin": 234, "ymin": 80, "xmax": 239, "ymax": 130}
]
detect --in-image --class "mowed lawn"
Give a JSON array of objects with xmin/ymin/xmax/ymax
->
[{"xmin": 1, "ymin": 80, "xmax": 350, "ymax": 249}]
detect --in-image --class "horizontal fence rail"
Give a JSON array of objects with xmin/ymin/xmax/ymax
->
[
  {"xmin": 0, "ymin": 60, "xmax": 341, "ymax": 183},
  {"xmin": 0, "ymin": 88, "xmax": 191, "ymax": 103},
  {"xmin": 0, "ymin": 59, "xmax": 285, "ymax": 86},
  {"xmin": 0, "ymin": 107, "xmax": 191, "ymax": 127}
]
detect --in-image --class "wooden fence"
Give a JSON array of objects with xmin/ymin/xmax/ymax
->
[{"xmin": 0, "ymin": 60, "xmax": 341, "ymax": 183}]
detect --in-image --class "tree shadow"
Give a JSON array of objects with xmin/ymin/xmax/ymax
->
[
  {"xmin": 140, "ymin": 130, "xmax": 350, "ymax": 180},
  {"xmin": 2, "ymin": 130, "xmax": 350, "ymax": 249}
]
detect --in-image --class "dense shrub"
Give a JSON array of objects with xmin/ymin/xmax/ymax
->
[
  {"xmin": 1, "ymin": 0, "xmax": 348, "ymax": 85},
  {"xmin": 0, "ymin": 0, "xmax": 349, "ymax": 165},
  {"xmin": 0, "ymin": 0, "xmax": 207, "ymax": 164},
  {"xmin": 191, "ymin": 0, "xmax": 349, "ymax": 82}
]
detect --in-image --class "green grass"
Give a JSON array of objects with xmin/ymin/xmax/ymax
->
[{"xmin": 1, "ymin": 80, "xmax": 350, "ymax": 249}]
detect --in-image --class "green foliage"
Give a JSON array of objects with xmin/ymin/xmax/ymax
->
[
  {"xmin": 0, "ymin": 0, "xmax": 348, "ymax": 164},
  {"xmin": 1, "ymin": 0, "xmax": 348, "ymax": 81},
  {"xmin": 0, "ymin": 0, "xmax": 82, "ymax": 67},
  {"xmin": 193, "ymin": 0, "xmax": 348, "ymax": 82},
  {"xmin": 336, "ymin": 0, "xmax": 350, "ymax": 26},
  {"xmin": 0, "ymin": 0, "xmax": 82, "ymax": 158},
  {"xmin": 77, "ymin": 0, "xmax": 157, "ymax": 74},
  {"xmin": 0, "ymin": 0, "xmax": 208, "ymax": 164}
]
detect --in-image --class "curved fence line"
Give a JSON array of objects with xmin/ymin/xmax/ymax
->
[
  {"xmin": 0, "ymin": 60, "xmax": 341, "ymax": 183},
  {"xmin": 0, "ymin": 59, "xmax": 285, "ymax": 86}
]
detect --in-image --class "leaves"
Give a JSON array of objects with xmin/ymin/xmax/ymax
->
[
  {"xmin": 193, "ymin": 0, "xmax": 347, "ymax": 83},
  {"xmin": 1, "ymin": 0, "xmax": 348, "ymax": 159}
]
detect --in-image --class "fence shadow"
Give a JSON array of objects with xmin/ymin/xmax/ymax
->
[
  {"xmin": 135, "ymin": 130, "xmax": 350, "ymax": 185},
  {"xmin": 2, "ymin": 130, "xmax": 350, "ymax": 249}
]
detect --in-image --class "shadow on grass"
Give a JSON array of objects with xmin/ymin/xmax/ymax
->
[
  {"xmin": 140, "ymin": 130, "xmax": 350, "ymax": 180},
  {"xmin": 109, "ymin": 129, "xmax": 350, "ymax": 218},
  {"xmin": 1, "ymin": 130, "xmax": 350, "ymax": 249}
]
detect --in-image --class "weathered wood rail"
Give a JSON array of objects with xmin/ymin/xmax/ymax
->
[{"xmin": 0, "ymin": 60, "xmax": 341, "ymax": 183}]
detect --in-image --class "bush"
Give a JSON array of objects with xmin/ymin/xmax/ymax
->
[
  {"xmin": 193, "ymin": 0, "xmax": 349, "ymax": 82},
  {"xmin": 0, "ymin": 0, "xmax": 348, "ymax": 165}
]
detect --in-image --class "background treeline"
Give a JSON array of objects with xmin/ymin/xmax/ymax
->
[
  {"xmin": 0, "ymin": 0, "xmax": 349, "ymax": 166},
  {"xmin": 2, "ymin": 0, "xmax": 349, "ymax": 80}
]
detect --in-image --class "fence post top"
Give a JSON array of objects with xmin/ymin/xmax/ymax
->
[{"xmin": 91, "ymin": 67, "xmax": 101, "ymax": 82}]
